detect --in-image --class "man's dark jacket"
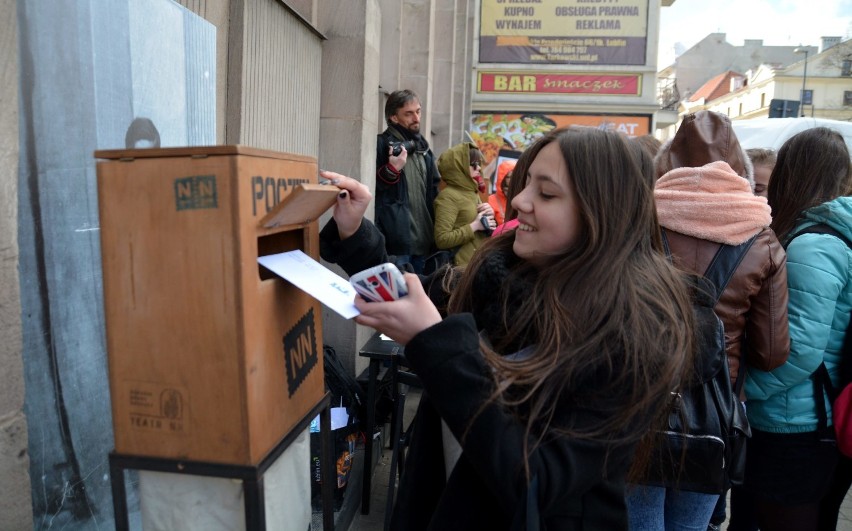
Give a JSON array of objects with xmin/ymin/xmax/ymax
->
[{"xmin": 375, "ymin": 127, "xmax": 441, "ymax": 255}]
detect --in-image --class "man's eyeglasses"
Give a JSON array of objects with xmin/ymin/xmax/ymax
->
[{"xmin": 470, "ymin": 161, "xmax": 482, "ymax": 170}]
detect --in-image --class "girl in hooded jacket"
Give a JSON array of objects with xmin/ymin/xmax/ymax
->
[
  {"xmin": 626, "ymin": 110, "xmax": 791, "ymax": 530},
  {"xmin": 433, "ymin": 143, "xmax": 496, "ymax": 266},
  {"xmin": 744, "ymin": 127, "xmax": 852, "ymax": 531},
  {"xmin": 488, "ymin": 159, "xmax": 516, "ymax": 226},
  {"xmin": 319, "ymin": 126, "xmax": 696, "ymax": 530}
]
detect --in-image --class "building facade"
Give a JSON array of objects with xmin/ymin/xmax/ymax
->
[
  {"xmin": 469, "ymin": 0, "xmax": 673, "ymax": 160},
  {"xmin": 1, "ymin": 1, "xmax": 677, "ymax": 527},
  {"xmin": 684, "ymin": 38, "xmax": 852, "ymax": 124},
  {"xmin": 657, "ymin": 34, "xmax": 851, "ymax": 139}
]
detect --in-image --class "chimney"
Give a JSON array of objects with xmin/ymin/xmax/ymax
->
[
  {"xmin": 821, "ymin": 36, "xmax": 841, "ymax": 53},
  {"xmin": 729, "ymin": 75, "xmax": 745, "ymax": 91}
]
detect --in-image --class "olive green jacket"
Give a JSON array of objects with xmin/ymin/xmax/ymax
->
[{"xmin": 434, "ymin": 142, "xmax": 488, "ymax": 266}]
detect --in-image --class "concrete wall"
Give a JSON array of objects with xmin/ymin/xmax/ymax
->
[
  {"xmin": 17, "ymin": 2, "xmax": 216, "ymax": 527},
  {"xmin": 0, "ymin": 0, "xmax": 469, "ymax": 525},
  {"xmin": 430, "ymin": 0, "xmax": 456, "ymax": 152},
  {"xmin": 317, "ymin": 0, "xmax": 382, "ymax": 378},
  {"xmin": 0, "ymin": 0, "xmax": 31, "ymax": 527},
  {"xmin": 174, "ymin": 0, "xmax": 231, "ymax": 143},
  {"xmin": 229, "ymin": 0, "xmax": 323, "ymax": 154}
]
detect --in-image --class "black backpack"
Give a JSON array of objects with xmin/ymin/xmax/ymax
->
[{"xmin": 644, "ymin": 232, "xmax": 756, "ymax": 494}]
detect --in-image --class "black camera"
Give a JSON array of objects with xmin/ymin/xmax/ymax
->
[
  {"xmin": 480, "ymin": 216, "xmax": 493, "ymax": 237},
  {"xmin": 389, "ymin": 140, "xmax": 417, "ymax": 156}
]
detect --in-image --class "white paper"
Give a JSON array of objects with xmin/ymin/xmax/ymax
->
[
  {"xmin": 258, "ymin": 250, "xmax": 359, "ymax": 319},
  {"xmin": 310, "ymin": 407, "xmax": 350, "ymax": 432},
  {"xmin": 330, "ymin": 407, "xmax": 349, "ymax": 429}
]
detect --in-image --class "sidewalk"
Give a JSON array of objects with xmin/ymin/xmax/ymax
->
[{"xmin": 838, "ymin": 493, "xmax": 852, "ymax": 530}]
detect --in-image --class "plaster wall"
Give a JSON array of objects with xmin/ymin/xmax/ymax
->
[{"xmin": 0, "ymin": 0, "xmax": 30, "ymax": 523}]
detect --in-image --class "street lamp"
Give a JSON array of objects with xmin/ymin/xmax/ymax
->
[{"xmin": 794, "ymin": 47, "xmax": 809, "ymax": 117}]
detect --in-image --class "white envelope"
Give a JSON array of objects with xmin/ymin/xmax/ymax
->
[{"xmin": 257, "ymin": 250, "xmax": 360, "ymax": 319}]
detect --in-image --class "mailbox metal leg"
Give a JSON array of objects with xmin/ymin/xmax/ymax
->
[
  {"xmin": 109, "ymin": 457, "xmax": 129, "ymax": 531},
  {"xmin": 362, "ymin": 359, "xmax": 380, "ymax": 514},
  {"xmin": 320, "ymin": 403, "xmax": 334, "ymax": 531},
  {"xmin": 243, "ymin": 476, "xmax": 265, "ymax": 531}
]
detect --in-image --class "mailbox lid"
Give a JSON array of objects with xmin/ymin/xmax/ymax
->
[
  {"xmin": 94, "ymin": 144, "xmax": 316, "ymax": 164},
  {"xmin": 258, "ymin": 184, "xmax": 341, "ymax": 229}
]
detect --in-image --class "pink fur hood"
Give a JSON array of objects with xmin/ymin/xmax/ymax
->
[{"xmin": 655, "ymin": 161, "xmax": 772, "ymax": 245}]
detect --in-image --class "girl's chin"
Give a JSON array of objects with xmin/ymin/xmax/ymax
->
[
  {"xmin": 512, "ymin": 238, "xmax": 534, "ymax": 259},
  {"xmin": 514, "ymin": 228, "xmax": 535, "ymax": 242}
]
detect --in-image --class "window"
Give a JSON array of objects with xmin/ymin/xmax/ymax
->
[
  {"xmin": 738, "ymin": 103, "xmax": 743, "ymax": 116},
  {"xmin": 844, "ymin": 91, "xmax": 852, "ymax": 106},
  {"xmin": 842, "ymin": 60, "xmax": 851, "ymax": 77},
  {"xmin": 761, "ymin": 93, "xmax": 766, "ymax": 108}
]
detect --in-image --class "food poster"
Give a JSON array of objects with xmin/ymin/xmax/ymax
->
[{"xmin": 470, "ymin": 113, "xmax": 651, "ymax": 161}]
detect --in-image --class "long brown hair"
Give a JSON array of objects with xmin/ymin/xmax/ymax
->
[
  {"xmin": 503, "ymin": 146, "xmax": 534, "ymax": 222},
  {"xmin": 767, "ymin": 127, "xmax": 852, "ymax": 241},
  {"xmin": 447, "ymin": 127, "xmax": 694, "ymax": 477}
]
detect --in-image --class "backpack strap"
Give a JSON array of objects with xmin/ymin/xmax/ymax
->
[
  {"xmin": 660, "ymin": 229, "xmax": 757, "ymax": 303},
  {"xmin": 661, "ymin": 229, "xmax": 756, "ymax": 386},
  {"xmin": 788, "ymin": 223, "xmax": 852, "ymax": 250},
  {"xmin": 791, "ymin": 223, "xmax": 852, "ymax": 437},
  {"xmin": 813, "ymin": 362, "xmax": 839, "ymax": 439},
  {"xmin": 702, "ymin": 235, "xmax": 759, "ymax": 306}
]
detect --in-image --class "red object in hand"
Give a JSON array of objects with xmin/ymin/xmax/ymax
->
[
  {"xmin": 492, "ymin": 218, "xmax": 519, "ymax": 237},
  {"xmin": 473, "ymin": 175, "xmax": 487, "ymax": 194}
]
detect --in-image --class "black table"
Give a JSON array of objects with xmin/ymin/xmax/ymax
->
[{"xmin": 357, "ymin": 332, "xmax": 406, "ymax": 515}]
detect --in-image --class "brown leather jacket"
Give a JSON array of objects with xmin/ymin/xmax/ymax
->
[
  {"xmin": 665, "ymin": 228, "xmax": 790, "ymax": 386},
  {"xmin": 655, "ymin": 111, "xmax": 790, "ymax": 388}
]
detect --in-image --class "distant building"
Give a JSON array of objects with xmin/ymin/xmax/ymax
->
[
  {"xmin": 657, "ymin": 35, "xmax": 851, "ymax": 138},
  {"xmin": 665, "ymin": 33, "xmax": 816, "ymax": 102}
]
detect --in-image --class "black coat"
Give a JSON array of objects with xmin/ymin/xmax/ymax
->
[
  {"xmin": 375, "ymin": 129, "xmax": 440, "ymax": 256},
  {"xmin": 320, "ymin": 220, "xmax": 635, "ymax": 530}
]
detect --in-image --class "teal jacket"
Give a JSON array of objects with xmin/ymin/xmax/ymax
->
[{"xmin": 745, "ymin": 196, "xmax": 852, "ymax": 433}]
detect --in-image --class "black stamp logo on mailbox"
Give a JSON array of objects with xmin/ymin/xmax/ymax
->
[
  {"xmin": 174, "ymin": 175, "xmax": 217, "ymax": 211},
  {"xmin": 283, "ymin": 308, "xmax": 318, "ymax": 397}
]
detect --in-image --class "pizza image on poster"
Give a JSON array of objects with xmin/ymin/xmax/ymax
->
[{"xmin": 469, "ymin": 112, "xmax": 651, "ymax": 160}]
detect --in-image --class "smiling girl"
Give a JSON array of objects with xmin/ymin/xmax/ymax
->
[{"xmin": 319, "ymin": 126, "xmax": 695, "ymax": 530}]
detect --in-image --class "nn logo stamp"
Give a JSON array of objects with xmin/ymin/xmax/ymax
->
[
  {"xmin": 175, "ymin": 175, "xmax": 217, "ymax": 211},
  {"xmin": 283, "ymin": 308, "xmax": 319, "ymax": 397}
]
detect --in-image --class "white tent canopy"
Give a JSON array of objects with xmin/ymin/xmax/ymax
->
[{"xmin": 732, "ymin": 117, "xmax": 852, "ymax": 155}]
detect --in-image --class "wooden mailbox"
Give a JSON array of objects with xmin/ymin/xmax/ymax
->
[{"xmin": 95, "ymin": 145, "xmax": 337, "ymax": 465}]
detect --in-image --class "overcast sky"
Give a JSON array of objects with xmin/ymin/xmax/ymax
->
[{"xmin": 657, "ymin": 0, "xmax": 852, "ymax": 66}]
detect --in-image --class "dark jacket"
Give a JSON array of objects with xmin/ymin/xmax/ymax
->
[
  {"xmin": 655, "ymin": 111, "xmax": 790, "ymax": 386},
  {"xmin": 320, "ymin": 219, "xmax": 637, "ymax": 530},
  {"xmin": 376, "ymin": 127, "xmax": 441, "ymax": 256}
]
